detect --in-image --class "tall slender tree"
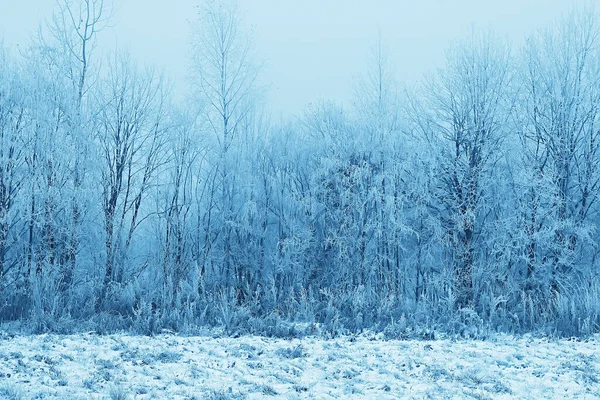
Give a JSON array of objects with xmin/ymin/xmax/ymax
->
[{"xmin": 190, "ymin": 0, "xmax": 261, "ymax": 293}]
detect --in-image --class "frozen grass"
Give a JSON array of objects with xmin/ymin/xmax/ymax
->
[{"xmin": 0, "ymin": 332, "xmax": 599, "ymax": 399}]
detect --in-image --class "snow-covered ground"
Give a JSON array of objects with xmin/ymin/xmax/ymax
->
[{"xmin": 0, "ymin": 332, "xmax": 599, "ymax": 399}]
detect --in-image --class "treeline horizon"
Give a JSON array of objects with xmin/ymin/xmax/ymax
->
[{"xmin": 1, "ymin": 0, "xmax": 599, "ymax": 337}]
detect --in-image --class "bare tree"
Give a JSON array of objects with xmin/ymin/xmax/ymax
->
[
  {"xmin": 40, "ymin": 0, "xmax": 111, "ymax": 106},
  {"xmin": 191, "ymin": 0, "xmax": 260, "ymax": 154},
  {"xmin": 159, "ymin": 110, "xmax": 202, "ymax": 309},
  {"xmin": 96, "ymin": 54, "xmax": 168, "ymax": 308},
  {"xmin": 190, "ymin": 0, "xmax": 261, "ymax": 291},
  {"xmin": 353, "ymin": 33, "xmax": 399, "ymax": 143}
]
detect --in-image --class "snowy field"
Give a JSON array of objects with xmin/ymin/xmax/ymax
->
[{"xmin": 0, "ymin": 332, "xmax": 599, "ymax": 399}]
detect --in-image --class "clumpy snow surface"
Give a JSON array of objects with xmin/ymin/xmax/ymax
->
[{"xmin": 0, "ymin": 332, "xmax": 599, "ymax": 399}]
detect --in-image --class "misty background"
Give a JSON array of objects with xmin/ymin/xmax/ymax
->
[{"xmin": 1, "ymin": 0, "xmax": 575, "ymax": 117}]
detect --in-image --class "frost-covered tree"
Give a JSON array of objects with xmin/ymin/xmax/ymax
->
[
  {"xmin": 353, "ymin": 35, "xmax": 403, "ymax": 296},
  {"xmin": 190, "ymin": 0, "xmax": 261, "ymax": 294},
  {"xmin": 414, "ymin": 31, "xmax": 512, "ymax": 308},
  {"xmin": 0, "ymin": 49, "xmax": 29, "ymax": 309},
  {"xmin": 19, "ymin": 0, "xmax": 111, "ymax": 321},
  {"xmin": 96, "ymin": 54, "xmax": 169, "ymax": 309},
  {"xmin": 515, "ymin": 9, "xmax": 600, "ymax": 326},
  {"xmin": 157, "ymin": 110, "xmax": 201, "ymax": 310}
]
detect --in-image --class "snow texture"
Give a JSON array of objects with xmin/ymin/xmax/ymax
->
[{"xmin": 0, "ymin": 332, "xmax": 599, "ymax": 399}]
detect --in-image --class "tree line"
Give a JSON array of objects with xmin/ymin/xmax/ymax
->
[{"xmin": 1, "ymin": 0, "xmax": 599, "ymax": 337}]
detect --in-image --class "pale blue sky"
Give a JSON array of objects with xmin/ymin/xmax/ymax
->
[{"xmin": 0, "ymin": 0, "xmax": 582, "ymax": 117}]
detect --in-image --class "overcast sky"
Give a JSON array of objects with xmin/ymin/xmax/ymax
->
[{"xmin": 0, "ymin": 0, "xmax": 582, "ymax": 118}]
